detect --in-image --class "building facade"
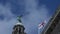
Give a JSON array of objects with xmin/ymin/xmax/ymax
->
[{"xmin": 42, "ymin": 6, "xmax": 60, "ymax": 34}]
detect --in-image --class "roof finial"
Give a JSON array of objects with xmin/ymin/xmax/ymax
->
[
  {"xmin": 17, "ymin": 15, "xmax": 22, "ymax": 23},
  {"xmin": 16, "ymin": 15, "xmax": 23, "ymax": 25}
]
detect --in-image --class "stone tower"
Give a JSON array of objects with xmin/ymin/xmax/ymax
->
[{"xmin": 12, "ymin": 16, "xmax": 26, "ymax": 34}]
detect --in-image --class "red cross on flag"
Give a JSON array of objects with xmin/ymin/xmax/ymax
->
[{"xmin": 38, "ymin": 20, "xmax": 46, "ymax": 29}]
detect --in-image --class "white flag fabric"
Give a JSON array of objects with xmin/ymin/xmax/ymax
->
[
  {"xmin": 38, "ymin": 23, "xmax": 44, "ymax": 29},
  {"xmin": 38, "ymin": 20, "xmax": 47, "ymax": 34},
  {"xmin": 38, "ymin": 21, "xmax": 46, "ymax": 29}
]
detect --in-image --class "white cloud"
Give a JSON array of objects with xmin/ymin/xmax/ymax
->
[
  {"xmin": 0, "ymin": 3, "xmax": 17, "ymax": 34},
  {"xmin": 0, "ymin": 3, "xmax": 16, "ymax": 21},
  {"xmin": 0, "ymin": 0, "xmax": 50, "ymax": 34}
]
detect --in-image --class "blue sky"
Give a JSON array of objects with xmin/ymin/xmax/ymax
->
[{"xmin": 0, "ymin": 0, "xmax": 60, "ymax": 34}]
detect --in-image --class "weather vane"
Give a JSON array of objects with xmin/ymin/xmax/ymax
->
[{"xmin": 17, "ymin": 15, "xmax": 23, "ymax": 23}]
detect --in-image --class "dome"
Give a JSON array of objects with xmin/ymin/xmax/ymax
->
[{"xmin": 16, "ymin": 22, "xmax": 23, "ymax": 26}]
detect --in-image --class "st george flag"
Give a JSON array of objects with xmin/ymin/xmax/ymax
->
[{"xmin": 38, "ymin": 20, "xmax": 47, "ymax": 34}]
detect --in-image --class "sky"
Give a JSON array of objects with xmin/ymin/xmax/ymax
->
[{"xmin": 0, "ymin": 0, "xmax": 60, "ymax": 34}]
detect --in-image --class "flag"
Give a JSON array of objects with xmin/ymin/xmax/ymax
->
[
  {"xmin": 38, "ymin": 20, "xmax": 46, "ymax": 29},
  {"xmin": 38, "ymin": 20, "xmax": 47, "ymax": 34}
]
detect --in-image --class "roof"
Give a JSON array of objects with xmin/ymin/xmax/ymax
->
[{"xmin": 16, "ymin": 22, "xmax": 23, "ymax": 26}]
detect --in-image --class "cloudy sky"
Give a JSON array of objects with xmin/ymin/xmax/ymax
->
[{"xmin": 0, "ymin": 0, "xmax": 60, "ymax": 34}]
